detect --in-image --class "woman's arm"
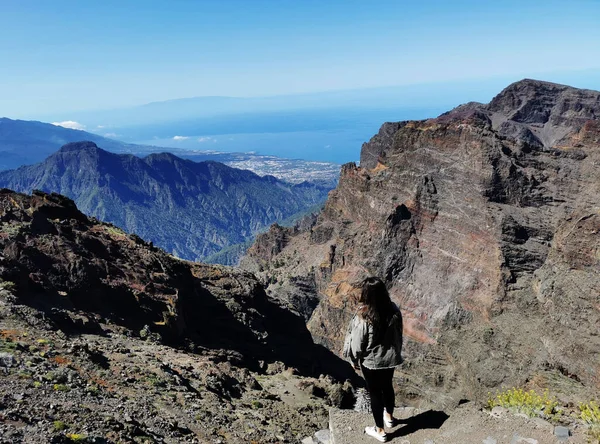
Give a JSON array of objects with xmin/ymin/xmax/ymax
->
[{"xmin": 343, "ymin": 314, "xmax": 368, "ymax": 368}]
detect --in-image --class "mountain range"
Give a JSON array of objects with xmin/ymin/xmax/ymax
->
[
  {"xmin": 0, "ymin": 117, "xmax": 341, "ymax": 187},
  {"xmin": 0, "ymin": 117, "xmax": 147, "ymax": 170},
  {"xmin": 0, "ymin": 141, "xmax": 332, "ymax": 262},
  {"xmin": 43, "ymin": 81, "xmax": 485, "ymax": 128},
  {"xmin": 1, "ymin": 78, "xmax": 599, "ymax": 442}
]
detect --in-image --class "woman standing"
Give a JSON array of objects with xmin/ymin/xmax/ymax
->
[{"xmin": 343, "ymin": 277, "xmax": 404, "ymax": 442}]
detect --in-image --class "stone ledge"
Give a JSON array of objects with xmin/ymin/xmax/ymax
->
[{"xmin": 328, "ymin": 404, "xmax": 587, "ymax": 444}]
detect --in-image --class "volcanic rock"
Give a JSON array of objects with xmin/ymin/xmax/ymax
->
[
  {"xmin": 0, "ymin": 188, "xmax": 355, "ymax": 442},
  {"xmin": 242, "ymin": 79, "xmax": 600, "ymax": 404}
]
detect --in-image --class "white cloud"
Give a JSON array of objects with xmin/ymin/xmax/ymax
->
[
  {"xmin": 52, "ymin": 121, "xmax": 86, "ymax": 130},
  {"xmin": 104, "ymin": 133, "xmax": 119, "ymax": 138},
  {"xmin": 197, "ymin": 136, "xmax": 216, "ymax": 143},
  {"xmin": 173, "ymin": 135, "xmax": 190, "ymax": 141}
]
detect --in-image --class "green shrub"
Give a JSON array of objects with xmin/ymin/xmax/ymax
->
[
  {"xmin": 86, "ymin": 384, "xmax": 100, "ymax": 395},
  {"xmin": 0, "ymin": 338, "xmax": 17, "ymax": 352},
  {"xmin": 251, "ymin": 400, "xmax": 263, "ymax": 409},
  {"xmin": 487, "ymin": 387, "xmax": 559, "ymax": 420},
  {"xmin": 53, "ymin": 420, "xmax": 67, "ymax": 431},
  {"xmin": 579, "ymin": 401, "xmax": 600, "ymax": 441},
  {"xmin": 105, "ymin": 225, "xmax": 126, "ymax": 236},
  {"xmin": 53, "ymin": 383, "xmax": 69, "ymax": 392},
  {"xmin": 147, "ymin": 376, "xmax": 166, "ymax": 388},
  {"xmin": 0, "ymin": 280, "xmax": 16, "ymax": 291},
  {"xmin": 580, "ymin": 401, "xmax": 600, "ymax": 425}
]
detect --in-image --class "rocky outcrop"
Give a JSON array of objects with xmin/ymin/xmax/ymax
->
[
  {"xmin": 0, "ymin": 188, "xmax": 356, "ymax": 442},
  {"xmin": 242, "ymin": 221, "xmax": 323, "ymax": 320},
  {"xmin": 242, "ymin": 79, "xmax": 600, "ymax": 405},
  {"xmin": 328, "ymin": 403, "xmax": 589, "ymax": 443},
  {"xmin": 0, "ymin": 189, "xmax": 354, "ymax": 375}
]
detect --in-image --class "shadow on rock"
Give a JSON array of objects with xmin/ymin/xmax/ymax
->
[
  {"xmin": 0, "ymin": 190, "xmax": 358, "ymax": 388},
  {"xmin": 389, "ymin": 410, "xmax": 450, "ymax": 438},
  {"xmin": 183, "ymin": 275, "xmax": 359, "ymax": 383}
]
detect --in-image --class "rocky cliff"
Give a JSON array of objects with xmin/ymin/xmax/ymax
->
[
  {"xmin": 0, "ymin": 189, "xmax": 354, "ymax": 443},
  {"xmin": 242, "ymin": 79, "xmax": 600, "ymax": 405}
]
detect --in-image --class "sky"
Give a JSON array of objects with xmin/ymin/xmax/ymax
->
[{"xmin": 1, "ymin": 0, "xmax": 600, "ymax": 118}]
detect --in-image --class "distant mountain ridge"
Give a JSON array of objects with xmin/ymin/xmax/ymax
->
[
  {"xmin": 0, "ymin": 117, "xmax": 144, "ymax": 170},
  {"xmin": 0, "ymin": 117, "xmax": 341, "ymax": 187},
  {"xmin": 0, "ymin": 141, "xmax": 332, "ymax": 262},
  {"xmin": 45, "ymin": 84, "xmax": 459, "ymax": 128}
]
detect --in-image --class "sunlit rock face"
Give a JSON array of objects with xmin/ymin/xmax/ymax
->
[{"xmin": 243, "ymin": 79, "xmax": 600, "ymax": 404}]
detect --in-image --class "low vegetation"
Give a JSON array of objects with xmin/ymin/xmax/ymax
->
[
  {"xmin": 488, "ymin": 387, "xmax": 600, "ymax": 441},
  {"xmin": 579, "ymin": 401, "xmax": 600, "ymax": 441},
  {"xmin": 487, "ymin": 388, "xmax": 559, "ymax": 421},
  {"xmin": 53, "ymin": 420, "xmax": 67, "ymax": 431}
]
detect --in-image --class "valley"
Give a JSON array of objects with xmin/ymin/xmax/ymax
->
[
  {"xmin": 4, "ymin": 2, "xmax": 600, "ymax": 443},
  {"xmin": 0, "ymin": 142, "xmax": 332, "ymax": 264},
  {"xmin": 2, "ymin": 78, "xmax": 600, "ymax": 444}
]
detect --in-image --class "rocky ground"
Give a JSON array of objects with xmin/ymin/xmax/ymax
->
[
  {"xmin": 2, "ymin": 79, "xmax": 600, "ymax": 443},
  {"xmin": 0, "ymin": 298, "xmax": 340, "ymax": 443},
  {"xmin": 328, "ymin": 403, "xmax": 591, "ymax": 444},
  {"xmin": 0, "ymin": 189, "xmax": 356, "ymax": 443}
]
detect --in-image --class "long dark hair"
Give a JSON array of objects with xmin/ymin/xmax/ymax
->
[{"xmin": 358, "ymin": 277, "xmax": 396, "ymax": 332}]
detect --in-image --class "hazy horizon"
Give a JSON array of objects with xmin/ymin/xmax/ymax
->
[
  {"xmin": 5, "ymin": 72, "xmax": 600, "ymax": 164},
  {"xmin": 2, "ymin": 0, "xmax": 600, "ymax": 164},
  {"xmin": 8, "ymin": 69, "xmax": 600, "ymax": 122},
  {"xmin": 2, "ymin": 0, "xmax": 600, "ymax": 117}
]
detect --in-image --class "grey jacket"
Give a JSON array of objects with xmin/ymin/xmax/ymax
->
[{"xmin": 342, "ymin": 304, "xmax": 403, "ymax": 370}]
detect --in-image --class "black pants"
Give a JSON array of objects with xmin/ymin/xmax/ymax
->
[{"xmin": 362, "ymin": 366, "xmax": 395, "ymax": 429}]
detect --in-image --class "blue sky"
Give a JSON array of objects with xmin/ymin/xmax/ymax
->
[{"xmin": 2, "ymin": 0, "xmax": 600, "ymax": 117}]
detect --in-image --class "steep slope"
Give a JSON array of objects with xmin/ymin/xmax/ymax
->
[
  {"xmin": 0, "ymin": 142, "xmax": 331, "ymax": 261},
  {"xmin": 242, "ymin": 79, "xmax": 600, "ymax": 405},
  {"xmin": 0, "ymin": 189, "xmax": 354, "ymax": 443}
]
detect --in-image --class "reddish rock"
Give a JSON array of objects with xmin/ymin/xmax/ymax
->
[{"xmin": 242, "ymin": 79, "xmax": 600, "ymax": 404}]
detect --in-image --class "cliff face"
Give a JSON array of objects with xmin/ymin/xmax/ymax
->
[{"xmin": 242, "ymin": 80, "xmax": 600, "ymax": 404}]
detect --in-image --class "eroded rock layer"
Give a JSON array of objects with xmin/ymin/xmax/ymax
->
[{"xmin": 242, "ymin": 79, "xmax": 600, "ymax": 405}]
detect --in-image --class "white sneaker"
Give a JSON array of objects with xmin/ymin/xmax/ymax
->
[
  {"xmin": 383, "ymin": 415, "xmax": 396, "ymax": 428},
  {"xmin": 365, "ymin": 426, "xmax": 388, "ymax": 442}
]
